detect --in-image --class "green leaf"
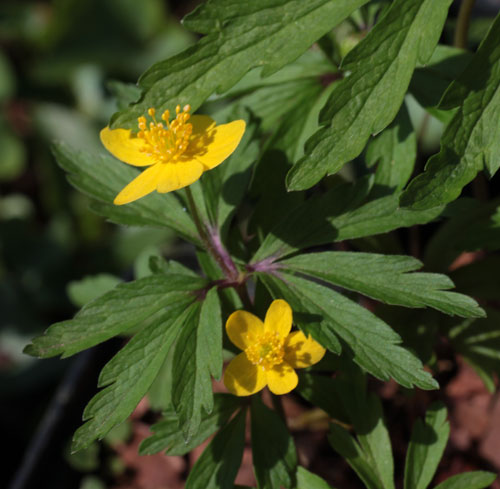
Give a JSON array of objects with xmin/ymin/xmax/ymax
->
[
  {"xmin": 401, "ymin": 13, "xmax": 500, "ymax": 209},
  {"xmin": 366, "ymin": 102, "xmax": 416, "ymax": 196},
  {"xmin": 287, "ymin": 0, "xmax": 452, "ymax": 190},
  {"xmin": 328, "ymin": 424, "xmax": 385, "ymax": 489},
  {"xmin": 251, "ymin": 183, "xmax": 443, "ymax": 263},
  {"xmin": 67, "ymin": 274, "xmax": 122, "ymax": 308},
  {"xmin": 434, "ymin": 471, "xmax": 496, "ymax": 489},
  {"xmin": 259, "ymin": 272, "xmax": 438, "ymax": 390},
  {"xmin": 52, "ymin": 142, "xmax": 199, "ymax": 244},
  {"xmin": 448, "ymin": 309, "xmax": 500, "ymax": 393},
  {"xmin": 403, "ymin": 402, "xmax": 450, "ymax": 489},
  {"xmin": 139, "ymin": 394, "xmax": 243, "ymax": 456},
  {"xmin": 251, "ymin": 397, "xmax": 297, "ymax": 489},
  {"xmin": 172, "ymin": 288, "xmax": 223, "ymax": 439},
  {"xmin": 297, "ymin": 466, "xmax": 335, "ymax": 489},
  {"xmin": 201, "ymin": 107, "xmax": 260, "ymax": 238},
  {"xmin": 72, "ymin": 304, "xmax": 194, "ymax": 452},
  {"xmin": 110, "ymin": 0, "xmax": 370, "ymax": 129},
  {"xmin": 280, "ymin": 252, "xmax": 485, "ymax": 318},
  {"xmin": 24, "ymin": 273, "xmax": 205, "ymax": 359},
  {"xmin": 185, "ymin": 408, "xmax": 247, "ymax": 489}
]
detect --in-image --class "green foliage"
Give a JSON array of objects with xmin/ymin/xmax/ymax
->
[
  {"xmin": 280, "ymin": 252, "xmax": 484, "ymax": 317},
  {"xmin": 286, "ymin": 0, "xmax": 453, "ymax": 190},
  {"xmin": 185, "ymin": 409, "xmax": 247, "ymax": 489},
  {"xmin": 111, "ymin": 0, "xmax": 370, "ymax": 129},
  {"xmin": 404, "ymin": 403, "xmax": 450, "ymax": 489},
  {"xmin": 402, "ymin": 12, "xmax": 500, "ymax": 209},
  {"xmin": 433, "ymin": 471, "xmax": 497, "ymax": 489},
  {"xmin": 297, "ymin": 467, "xmax": 335, "ymax": 489},
  {"xmin": 251, "ymin": 397, "xmax": 297, "ymax": 489}
]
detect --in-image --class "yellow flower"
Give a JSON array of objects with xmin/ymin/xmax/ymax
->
[
  {"xmin": 224, "ymin": 299, "xmax": 326, "ymax": 396},
  {"xmin": 100, "ymin": 105, "xmax": 246, "ymax": 205}
]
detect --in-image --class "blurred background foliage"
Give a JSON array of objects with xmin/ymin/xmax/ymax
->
[{"xmin": 0, "ymin": 1, "xmax": 197, "ymax": 487}]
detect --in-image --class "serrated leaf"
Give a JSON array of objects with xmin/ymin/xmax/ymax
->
[
  {"xmin": 185, "ymin": 408, "xmax": 247, "ymax": 489},
  {"xmin": 72, "ymin": 305, "xmax": 194, "ymax": 452},
  {"xmin": 172, "ymin": 288, "xmax": 223, "ymax": 439},
  {"xmin": 328, "ymin": 424, "xmax": 385, "ymax": 489},
  {"xmin": 251, "ymin": 397, "xmax": 297, "ymax": 489},
  {"xmin": 433, "ymin": 471, "xmax": 497, "ymax": 489},
  {"xmin": 280, "ymin": 252, "xmax": 485, "ymax": 318},
  {"xmin": 401, "ymin": 12, "xmax": 500, "ymax": 209},
  {"xmin": 404, "ymin": 402, "xmax": 450, "ymax": 489},
  {"xmin": 140, "ymin": 394, "xmax": 243, "ymax": 456},
  {"xmin": 52, "ymin": 142, "xmax": 199, "ymax": 244},
  {"xmin": 251, "ymin": 182, "xmax": 443, "ymax": 264},
  {"xmin": 297, "ymin": 466, "xmax": 335, "ymax": 489},
  {"xmin": 366, "ymin": 102, "xmax": 416, "ymax": 196},
  {"xmin": 287, "ymin": 0, "xmax": 452, "ymax": 190},
  {"xmin": 259, "ymin": 272, "xmax": 438, "ymax": 390},
  {"xmin": 111, "ymin": 0, "xmax": 370, "ymax": 129},
  {"xmin": 24, "ymin": 273, "xmax": 205, "ymax": 359}
]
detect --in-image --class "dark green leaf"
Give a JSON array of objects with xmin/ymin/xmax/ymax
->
[
  {"xmin": 328, "ymin": 424, "xmax": 385, "ymax": 489},
  {"xmin": 106, "ymin": 80, "xmax": 142, "ymax": 110},
  {"xmin": 259, "ymin": 272, "xmax": 438, "ymax": 390},
  {"xmin": 172, "ymin": 288, "xmax": 223, "ymax": 439},
  {"xmin": 403, "ymin": 402, "xmax": 450, "ymax": 489},
  {"xmin": 297, "ymin": 467, "xmax": 335, "ymax": 489},
  {"xmin": 72, "ymin": 304, "xmax": 194, "ymax": 452},
  {"xmin": 52, "ymin": 142, "xmax": 199, "ymax": 244},
  {"xmin": 401, "ymin": 13, "xmax": 500, "ymax": 209},
  {"xmin": 185, "ymin": 408, "xmax": 247, "ymax": 489},
  {"xmin": 287, "ymin": 0, "xmax": 452, "ymax": 190},
  {"xmin": 111, "ymin": 0, "xmax": 370, "ymax": 129},
  {"xmin": 366, "ymin": 103, "xmax": 416, "ymax": 196},
  {"xmin": 281, "ymin": 252, "xmax": 485, "ymax": 318},
  {"xmin": 24, "ymin": 273, "xmax": 205, "ymax": 359},
  {"xmin": 434, "ymin": 471, "xmax": 497, "ymax": 489},
  {"xmin": 251, "ymin": 184, "xmax": 442, "ymax": 263},
  {"xmin": 251, "ymin": 396, "xmax": 297, "ymax": 489},
  {"xmin": 139, "ymin": 394, "xmax": 243, "ymax": 456}
]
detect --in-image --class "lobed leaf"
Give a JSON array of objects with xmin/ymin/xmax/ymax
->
[
  {"xmin": 401, "ymin": 12, "xmax": 500, "ymax": 209},
  {"xmin": 171, "ymin": 288, "xmax": 223, "ymax": 439},
  {"xmin": 139, "ymin": 394, "xmax": 243, "ymax": 456},
  {"xmin": 24, "ymin": 273, "xmax": 205, "ymax": 359},
  {"xmin": 52, "ymin": 142, "xmax": 199, "ymax": 243},
  {"xmin": 287, "ymin": 0, "xmax": 452, "ymax": 190},
  {"xmin": 281, "ymin": 252, "xmax": 485, "ymax": 318},
  {"xmin": 72, "ymin": 304, "xmax": 194, "ymax": 452},
  {"xmin": 111, "ymin": 0, "xmax": 369, "ymax": 129}
]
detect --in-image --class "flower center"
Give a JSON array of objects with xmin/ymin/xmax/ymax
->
[
  {"xmin": 245, "ymin": 331, "xmax": 284, "ymax": 370},
  {"xmin": 137, "ymin": 105, "xmax": 192, "ymax": 164}
]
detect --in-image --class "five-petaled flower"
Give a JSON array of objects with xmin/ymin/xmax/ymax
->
[
  {"xmin": 224, "ymin": 299, "xmax": 326, "ymax": 396},
  {"xmin": 100, "ymin": 105, "xmax": 245, "ymax": 205}
]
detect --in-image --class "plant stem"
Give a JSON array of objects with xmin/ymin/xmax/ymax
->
[
  {"xmin": 454, "ymin": 0, "xmax": 476, "ymax": 49},
  {"xmin": 184, "ymin": 187, "xmax": 239, "ymax": 281}
]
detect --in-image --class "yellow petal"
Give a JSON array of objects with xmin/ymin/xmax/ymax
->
[
  {"xmin": 186, "ymin": 119, "xmax": 246, "ymax": 170},
  {"xmin": 156, "ymin": 160, "xmax": 204, "ymax": 193},
  {"xmin": 284, "ymin": 331, "xmax": 326, "ymax": 369},
  {"xmin": 100, "ymin": 127, "xmax": 152, "ymax": 167},
  {"xmin": 226, "ymin": 310, "xmax": 265, "ymax": 350},
  {"xmin": 266, "ymin": 361, "xmax": 298, "ymax": 395},
  {"xmin": 114, "ymin": 164, "xmax": 163, "ymax": 205},
  {"xmin": 264, "ymin": 299, "xmax": 292, "ymax": 338},
  {"xmin": 224, "ymin": 352, "xmax": 267, "ymax": 396}
]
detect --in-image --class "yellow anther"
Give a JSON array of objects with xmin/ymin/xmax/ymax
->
[
  {"xmin": 175, "ymin": 104, "xmax": 181, "ymax": 114},
  {"xmin": 245, "ymin": 331, "xmax": 284, "ymax": 370},
  {"xmin": 148, "ymin": 108, "xmax": 156, "ymax": 117},
  {"xmin": 183, "ymin": 104, "xmax": 191, "ymax": 113},
  {"xmin": 162, "ymin": 110, "xmax": 170, "ymax": 121}
]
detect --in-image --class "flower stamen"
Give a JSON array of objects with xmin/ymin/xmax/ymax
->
[
  {"xmin": 137, "ymin": 105, "xmax": 193, "ymax": 163},
  {"xmin": 245, "ymin": 331, "xmax": 284, "ymax": 370}
]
